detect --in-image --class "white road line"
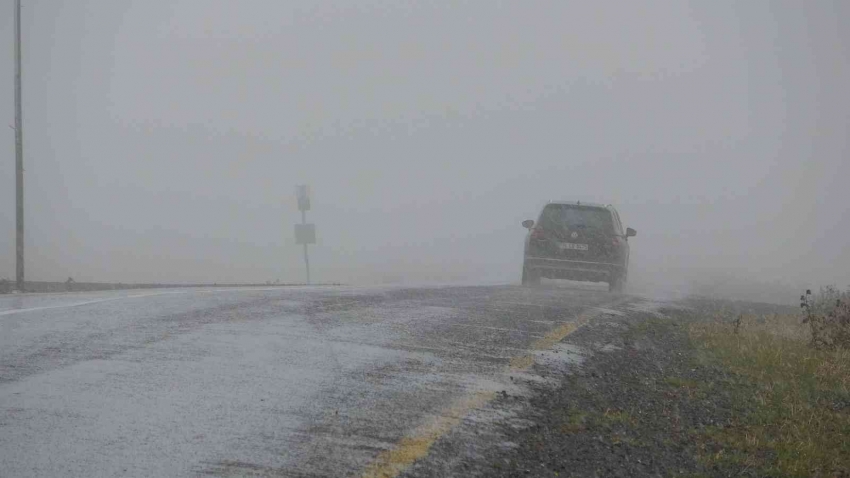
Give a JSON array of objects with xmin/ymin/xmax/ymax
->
[
  {"xmin": 0, "ymin": 287, "xmax": 291, "ymax": 317},
  {"xmin": 0, "ymin": 291, "xmax": 189, "ymax": 317}
]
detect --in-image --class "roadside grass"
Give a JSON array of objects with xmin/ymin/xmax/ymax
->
[
  {"xmin": 482, "ymin": 305, "xmax": 848, "ymax": 477},
  {"xmin": 557, "ymin": 407, "xmax": 589, "ymax": 434},
  {"xmin": 690, "ymin": 311, "xmax": 850, "ymax": 477}
]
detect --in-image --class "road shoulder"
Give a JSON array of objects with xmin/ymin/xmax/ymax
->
[{"xmin": 401, "ymin": 299, "xmax": 799, "ymax": 477}]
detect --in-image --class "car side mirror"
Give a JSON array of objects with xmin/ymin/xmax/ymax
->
[
  {"xmin": 626, "ymin": 227, "xmax": 637, "ymax": 238},
  {"xmin": 522, "ymin": 220, "xmax": 535, "ymax": 229}
]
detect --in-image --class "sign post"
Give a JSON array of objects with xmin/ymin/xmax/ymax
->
[{"xmin": 295, "ymin": 185, "xmax": 316, "ymax": 284}]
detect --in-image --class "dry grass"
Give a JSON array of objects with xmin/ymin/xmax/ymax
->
[
  {"xmin": 802, "ymin": 287, "xmax": 850, "ymax": 350},
  {"xmin": 690, "ymin": 311, "xmax": 850, "ymax": 477}
]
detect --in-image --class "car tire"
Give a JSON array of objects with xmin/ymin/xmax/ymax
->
[
  {"xmin": 522, "ymin": 264, "xmax": 540, "ymax": 286},
  {"xmin": 608, "ymin": 274, "xmax": 625, "ymax": 293}
]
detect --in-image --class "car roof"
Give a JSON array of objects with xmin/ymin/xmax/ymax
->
[{"xmin": 545, "ymin": 200, "xmax": 614, "ymax": 210}]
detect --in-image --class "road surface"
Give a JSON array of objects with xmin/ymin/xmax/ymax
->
[{"xmin": 0, "ymin": 284, "xmax": 640, "ymax": 477}]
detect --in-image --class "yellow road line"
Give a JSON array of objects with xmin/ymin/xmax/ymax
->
[
  {"xmin": 361, "ymin": 298, "xmax": 629, "ymax": 478},
  {"xmin": 360, "ymin": 390, "xmax": 495, "ymax": 478}
]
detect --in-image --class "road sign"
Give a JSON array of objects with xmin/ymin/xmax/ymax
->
[
  {"xmin": 295, "ymin": 184, "xmax": 314, "ymax": 284},
  {"xmin": 296, "ymin": 185, "xmax": 310, "ymax": 211},
  {"xmin": 295, "ymin": 223, "xmax": 316, "ymax": 245}
]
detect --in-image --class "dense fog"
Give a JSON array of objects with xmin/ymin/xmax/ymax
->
[{"xmin": 1, "ymin": 1, "xmax": 848, "ymax": 302}]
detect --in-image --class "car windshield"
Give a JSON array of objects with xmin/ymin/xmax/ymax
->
[{"xmin": 538, "ymin": 205, "xmax": 613, "ymax": 233}]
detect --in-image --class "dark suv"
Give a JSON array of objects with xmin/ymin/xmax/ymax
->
[{"xmin": 521, "ymin": 201, "xmax": 636, "ymax": 292}]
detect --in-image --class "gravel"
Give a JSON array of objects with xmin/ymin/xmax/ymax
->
[{"xmin": 402, "ymin": 301, "xmax": 781, "ymax": 477}]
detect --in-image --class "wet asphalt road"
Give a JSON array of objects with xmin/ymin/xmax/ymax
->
[{"xmin": 0, "ymin": 284, "xmax": 632, "ymax": 477}]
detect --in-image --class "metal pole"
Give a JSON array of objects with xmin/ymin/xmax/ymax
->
[
  {"xmin": 14, "ymin": 0, "xmax": 25, "ymax": 292},
  {"xmin": 301, "ymin": 210, "xmax": 310, "ymax": 284}
]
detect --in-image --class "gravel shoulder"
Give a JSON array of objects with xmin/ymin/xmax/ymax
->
[{"xmin": 402, "ymin": 298, "xmax": 797, "ymax": 478}]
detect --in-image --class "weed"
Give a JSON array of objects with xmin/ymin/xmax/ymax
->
[
  {"xmin": 557, "ymin": 407, "xmax": 588, "ymax": 434},
  {"xmin": 664, "ymin": 377, "xmax": 699, "ymax": 389},
  {"xmin": 601, "ymin": 408, "xmax": 638, "ymax": 426},
  {"xmin": 801, "ymin": 287, "xmax": 850, "ymax": 350},
  {"xmin": 690, "ymin": 305, "xmax": 850, "ymax": 477}
]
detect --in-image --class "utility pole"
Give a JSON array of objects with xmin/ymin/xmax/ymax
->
[{"xmin": 14, "ymin": 0, "xmax": 25, "ymax": 292}]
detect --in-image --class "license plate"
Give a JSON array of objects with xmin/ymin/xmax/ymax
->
[{"xmin": 559, "ymin": 242, "xmax": 588, "ymax": 251}]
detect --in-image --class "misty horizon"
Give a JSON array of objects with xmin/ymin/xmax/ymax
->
[{"xmin": 1, "ymin": 1, "xmax": 848, "ymax": 299}]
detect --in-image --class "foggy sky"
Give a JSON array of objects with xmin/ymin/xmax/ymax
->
[{"xmin": 1, "ymin": 1, "xmax": 848, "ymax": 293}]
